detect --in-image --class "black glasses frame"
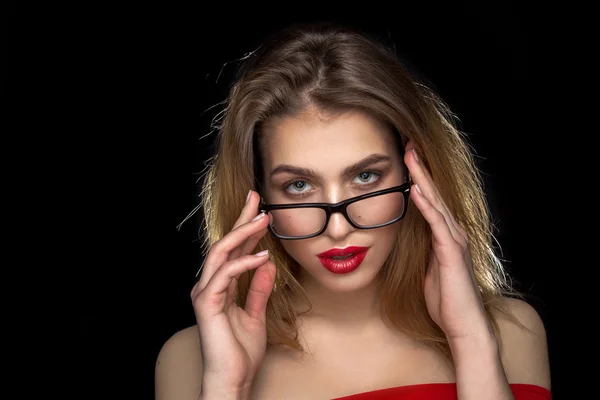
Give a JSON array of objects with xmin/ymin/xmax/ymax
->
[{"xmin": 258, "ymin": 175, "xmax": 412, "ymax": 240}]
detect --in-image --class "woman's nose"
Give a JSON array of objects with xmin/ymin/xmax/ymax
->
[{"xmin": 323, "ymin": 210, "xmax": 355, "ymax": 240}]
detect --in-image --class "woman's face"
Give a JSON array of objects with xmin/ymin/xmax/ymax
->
[{"xmin": 260, "ymin": 108, "xmax": 407, "ymax": 292}]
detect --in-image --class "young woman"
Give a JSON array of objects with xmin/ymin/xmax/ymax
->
[{"xmin": 155, "ymin": 22, "xmax": 551, "ymax": 400}]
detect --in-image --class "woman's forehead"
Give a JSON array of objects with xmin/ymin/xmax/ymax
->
[{"xmin": 263, "ymin": 110, "xmax": 400, "ymax": 166}]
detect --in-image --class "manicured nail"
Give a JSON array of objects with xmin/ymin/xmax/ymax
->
[
  {"xmin": 246, "ymin": 190, "xmax": 252, "ymax": 204},
  {"xmin": 255, "ymin": 249, "xmax": 269, "ymax": 257},
  {"xmin": 252, "ymin": 212, "xmax": 266, "ymax": 222},
  {"xmin": 413, "ymin": 149, "xmax": 419, "ymax": 163},
  {"xmin": 415, "ymin": 184, "xmax": 422, "ymax": 194}
]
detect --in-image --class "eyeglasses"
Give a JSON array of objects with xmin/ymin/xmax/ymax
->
[{"xmin": 258, "ymin": 176, "xmax": 411, "ymax": 240}]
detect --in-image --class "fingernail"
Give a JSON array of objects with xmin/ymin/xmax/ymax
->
[
  {"xmin": 252, "ymin": 212, "xmax": 266, "ymax": 222},
  {"xmin": 413, "ymin": 149, "xmax": 419, "ymax": 163},
  {"xmin": 255, "ymin": 249, "xmax": 269, "ymax": 257},
  {"xmin": 415, "ymin": 184, "xmax": 422, "ymax": 194},
  {"xmin": 246, "ymin": 190, "xmax": 251, "ymax": 204}
]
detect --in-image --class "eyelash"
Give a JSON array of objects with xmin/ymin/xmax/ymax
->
[{"xmin": 282, "ymin": 171, "xmax": 383, "ymax": 197}]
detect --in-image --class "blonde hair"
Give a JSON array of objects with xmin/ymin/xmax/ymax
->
[{"xmin": 192, "ymin": 22, "xmax": 519, "ymax": 362}]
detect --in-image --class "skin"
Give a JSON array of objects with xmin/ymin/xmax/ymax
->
[
  {"xmin": 260, "ymin": 108, "xmax": 406, "ymax": 329},
  {"xmin": 155, "ymin": 107, "xmax": 551, "ymax": 400}
]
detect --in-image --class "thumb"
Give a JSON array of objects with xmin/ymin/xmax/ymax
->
[
  {"xmin": 404, "ymin": 139, "xmax": 416, "ymax": 153},
  {"xmin": 244, "ymin": 261, "xmax": 277, "ymax": 323}
]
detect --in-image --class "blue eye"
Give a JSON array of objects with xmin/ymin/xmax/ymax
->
[
  {"xmin": 285, "ymin": 180, "xmax": 312, "ymax": 195},
  {"xmin": 282, "ymin": 171, "xmax": 382, "ymax": 198},
  {"xmin": 353, "ymin": 171, "xmax": 380, "ymax": 184}
]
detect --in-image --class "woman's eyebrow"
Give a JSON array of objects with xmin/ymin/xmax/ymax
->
[{"xmin": 270, "ymin": 153, "xmax": 392, "ymax": 180}]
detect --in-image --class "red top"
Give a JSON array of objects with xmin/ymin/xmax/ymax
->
[{"xmin": 331, "ymin": 383, "xmax": 551, "ymax": 399}]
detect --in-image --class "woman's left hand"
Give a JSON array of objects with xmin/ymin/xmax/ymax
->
[{"xmin": 404, "ymin": 141, "xmax": 492, "ymax": 342}]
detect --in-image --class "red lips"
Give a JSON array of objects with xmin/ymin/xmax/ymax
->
[{"xmin": 317, "ymin": 246, "xmax": 369, "ymax": 258}]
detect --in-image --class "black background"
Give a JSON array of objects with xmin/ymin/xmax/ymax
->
[{"xmin": 70, "ymin": 2, "xmax": 563, "ymax": 399}]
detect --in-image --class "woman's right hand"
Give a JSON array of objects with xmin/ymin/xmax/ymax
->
[{"xmin": 191, "ymin": 190, "xmax": 277, "ymax": 396}]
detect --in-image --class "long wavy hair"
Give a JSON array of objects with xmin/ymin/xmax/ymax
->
[{"xmin": 191, "ymin": 22, "xmax": 519, "ymax": 363}]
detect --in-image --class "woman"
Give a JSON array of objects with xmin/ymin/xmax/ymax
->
[{"xmin": 155, "ymin": 22, "xmax": 551, "ymax": 400}]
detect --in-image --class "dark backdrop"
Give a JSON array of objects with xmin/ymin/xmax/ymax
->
[{"xmin": 76, "ymin": 3, "xmax": 561, "ymax": 399}]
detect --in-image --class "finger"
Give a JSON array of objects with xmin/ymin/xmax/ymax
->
[
  {"xmin": 225, "ymin": 226, "xmax": 271, "ymax": 306},
  {"xmin": 240, "ymin": 226, "xmax": 270, "ymax": 256},
  {"xmin": 410, "ymin": 182, "xmax": 462, "ymax": 262},
  {"xmin": 404, "ymin": 148, "xmax": 449, "ymax": 217},
  {"xmin": 229, "ymin": 190, "xmax": 262, "ymax": 261},
  {"xmin": 407, "ymin": 148, "xmax": 468, "ymax": 244},
  {"xmin": 225, "ymin": 196, "xmax": 271, "ymax": 306},
  {"xmin": 230, "ymin": 190, "xmax": 260, "ymax": 248},
  {"xmin": 228, "ymin": 213, "xmax": 271, "ymax": 300},
  {"xmin": 244, "ymin": 260, "xmax": 277, "ymax": 323},
  {"xmin": 196, "ymin": 212, "xmax": 270, "ymax": 292},
  {"xmin": 405, "ymin": 148, "xmax": 466, "ymax": 246},
  {"xmin": 232, "ymin": 190, "xmax": 259, "ymax": 230},
  {"xmin": 194, "ymin": 251, "xmax": 271, "ymax": 320}
]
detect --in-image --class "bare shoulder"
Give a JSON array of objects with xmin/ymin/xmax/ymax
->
[
  {"xmin": 491, "ymin": 296, "xmax": 551, "ymax": 390},
  {"xmin": 155, "ymin": 325, "xmax": 202, "ymax": 400}
]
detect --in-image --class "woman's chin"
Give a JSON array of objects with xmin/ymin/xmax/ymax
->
[{"xmin": 299, "ymin": 259, "xmax": 382, "ymax": 292}]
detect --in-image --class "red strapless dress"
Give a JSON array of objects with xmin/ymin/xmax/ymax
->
[{"xmin": 331, "ymin": 383, "xmax": 551, "ymax": 399}]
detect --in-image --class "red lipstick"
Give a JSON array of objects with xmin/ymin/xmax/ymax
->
[{"xmin": 317, "ymin": 246, "xmax": 369, "ymax": 274}]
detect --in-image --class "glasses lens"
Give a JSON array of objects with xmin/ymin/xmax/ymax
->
[
  {"xmin": 268, "ymin": 207, "xmax": 327, "ymax": 238},
  {"xmin": 267, "ymin": 190, "xmax": 405, "ymax": 238},
  {"xmin": 347, "ymin": 191, "xmax": 405, "ymax": 228}
]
